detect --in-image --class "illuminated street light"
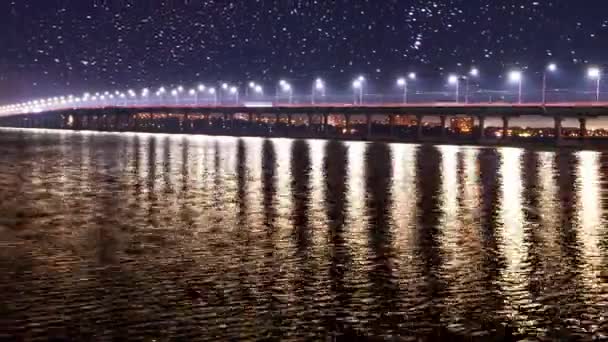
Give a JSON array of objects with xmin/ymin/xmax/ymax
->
[
  {"xmin": 353, "ymin": 76, "xmax": 365, "ymax": 104},
  {"xmin": 208, "ymin": 87, "xmax": 218, "ymax": 106},
  {"xmin": 448, "ymin": 74, "xmax": 460, "ymax": 103},
  {"xmin": 189, "ymin": 88, "xmax": 198, "ymax": 105},
  {"xmin": 254, "ymin": 85, "xmax": 263, "ymax": 95},
  {"xmin": 465, "ymin": 68, "xmax": 479, "ymax": 103},
  {"xmin": 230, "ymin": 86, "xmax": 239, "ymax": 104},
  {"xmin": 397, "ymin": 74, "xmax": 415, "ymax": 104},
  {"xmin": 588, "ymin": 67, "xmax": 602, "ymax": 102},
  {"xmin": 198, "ymin": 84, "xmax": 206, "ymax": 92},
  {"xmin": 542, "ymin": 63, "xmax": 557, "ymax": 105},
  {"xmin": 281, "ymin": 82, "xmax": 293, "ymax": 104},
  {"xmin": 171, "ymin": 89, "xmax": 179, "ymax": 104},
  {"xmin": 509, "ymin": 70, "xmax": 523, "ymax": 104},
  {"xmin": 312, "ymin": 78, "xmax": 325, "ymax": 104}
]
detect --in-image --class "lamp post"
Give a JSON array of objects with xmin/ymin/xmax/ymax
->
[
  {"xmin": 209, "ymin": 87, "xmax": 217, "ymax": 106},
  {"xmin": 465, "ymin": 68, "xmax": 479, "ymax": 103},
  {"xmin": 312, "ymin": 78, "xmax": 325, "ymax": 104},
  {"xmin": 448, "ymin": 74, "xmax": 460, "ymax": 103},
  {"xmin": 396, "ymin": 73, "xmax": 415, "ymax": 104},
  {"xmin": 189, "ymin": 89, "xmax": 197, "ymax": 105},
  {"xmin": 509, "ymin": 70, "xmax": 523, "ymax": 104},
  {"xmin": 588, "ymin": 67, "xmax": 602, "ymax": 102},
  {"xmin": 281, "ymin": 83, "xmax": 293, "ymax": 104},
  {"xmin": 542, "ymin": 63, "xmax": 557, "ymax": 105},
  {"xmin": 230, "ymin": 86, "xmax": 239, "ymax": 104},
  {"xmin": 277, "ymin": 80, "xmax": 287, "ymax": 103},
  {"xmin": 254, "ymin": 84, "xmax": 264, "ymax": 97},
  {"xmin": 353, "ymin": 76, "xmax": 365, "ymax": 104},
  {"xmin": 197, "ymin": 84, "xmax": 205, "ymax": 104}
]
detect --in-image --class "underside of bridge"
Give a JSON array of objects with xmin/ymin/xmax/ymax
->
[{"xmin": 0, "ymin": 108, "xmax": 604, "ymax": 147}]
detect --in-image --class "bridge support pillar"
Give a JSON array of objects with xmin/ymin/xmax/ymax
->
[
  {"xmin": 182, "ymin": 113, "xmax": 189, "ymax": 133},
  {"xmin": 307, "ymin": 113, "xmax": 314, "ymax": 135},
  {"xmin": 323, "ymin": 113, "xmax": 329, "ymax": 136},
  {"xmin": 554, "ymin": 116, "xmax": 563, "ymax": 143},
  {"xmin": 366, "ymin": 114, "xmax": 372, "ymax": 140},
  {"xmin": 579, "ymin": 117, "xmax": 587, "ymax": 139},
  {"xmin": 345, "ymin": 114, "xmax": 351, "ymax": 137},
  {"xmin": 477, "ymin": 116, "xmax": 486, "ymax": 143},
  {"xmin": 284, "ymin": 114, "xmax": 291, "ymax": 137},
  {"xmin": 439, "ymin": 115, "xmax": 448, "ymax": 140},
  {"xmin": 73, "ymin": 115, "xmax": 82, "ymax": 130},
  {"xmin": 389, "ymin": 115, "xmax": 395, "ymax": 139},
  {"xmin": 416, "ymin": 115, "xmax": 424, "ymax": 141},
  {"xmin": 501, "ymin": 116, "xmax": 510, "ymax": 141}
]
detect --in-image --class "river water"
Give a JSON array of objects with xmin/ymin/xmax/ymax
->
[{"xmin": 0, "ymin": 128, "xmax": 607, "ymax": 340}]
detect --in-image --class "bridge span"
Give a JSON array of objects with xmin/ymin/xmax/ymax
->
[{"xmin": 2, "ymin": 102, "xmax": 608, "ymax": 145}]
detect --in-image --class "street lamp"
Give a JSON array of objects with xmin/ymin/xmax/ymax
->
[
  {"xmin": 509, "ymin": 70, "xmax": 523, "ymax": 104},
  {"xmin": 312, "ymin": 78, "xmax": 325, "ymax": 104},
  {"xmin": 588, "ymin": 67, "xmax": 601, "ymax": 102},
  {"xmin": 353, "ymin": 76, "xmax": 365, "ymax": 104},
  {"xmin": 246, "ymin": 82, "xmax": 254, "ymax": 99},
  {"xmin": 465, "ymin": 68, "xmax": 479, "ymax": 103},
  {"xmin": 396, "ymin": 73, "xmax": 415, "ymax": 104},
  {"xmin": 448, "ymin": 74, "xmax": 460, "ymax": 103},
  {"xmin": 281, "ymin": 82, "xmax": 293, "ymax": 104},
  {"xmin": 254, "ymin": 85, "xmax": 264, "ymax": 96},
  {"xmin": 141, "ymin": 88, "xmax": 149, "ymax": 104},
  {"xmin": 230, "ymin": 86, "xmax": 239, "ymax": 104},
  {"xmin": 208, "ymin": 87, "xmax": 218, "ymax": 106},
  {"xmin": 171, "ymin": 89, "xmax": 179, "ymax": 104},
  {"xmin": 189, "ymin": 89, "xmax": 197, "ymax": 104},
  {"xmin": 542, "ymin": 63, "xmax": 557, "ymax": 105}
]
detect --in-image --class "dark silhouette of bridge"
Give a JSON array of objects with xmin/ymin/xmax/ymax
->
[{"xmin": 2, "ymin": 102, "xmax": 608, "ymax": 146}]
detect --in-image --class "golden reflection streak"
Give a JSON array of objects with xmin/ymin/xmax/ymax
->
[
  {"xmin": 576, "ymin": 151, "xmax": 602, "ymax": 288},
  {"xmin": 498, "ymin": 147, "xmax": 529, "ymax": 321},
  {"xmin": 537, "ymin": 152, "xmax": 558, "ymax": 243},
  {"xmin": 389, "ymin": 143, "xmax": 417, "ymax": 262},
  {"xmin": 308, "ymin": 139, "xmax": 327, "ymax": 258},
  {"xmin": 344, "ymin": 141, "xmax": 369, "ymax": 321}
]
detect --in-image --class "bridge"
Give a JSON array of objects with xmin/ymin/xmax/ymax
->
[{"xmin": 2, "ymin": 102, "xmax": 608, "ymax": 145}]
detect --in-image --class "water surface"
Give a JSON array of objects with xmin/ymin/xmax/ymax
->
[{"xmin": 0, "ymin": 128, "xmax": 607, "ymax": 340}]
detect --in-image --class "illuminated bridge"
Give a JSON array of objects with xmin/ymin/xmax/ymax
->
[{"xmin": 2, "ymin": 102, "xmax": 608, "ymax": 146}]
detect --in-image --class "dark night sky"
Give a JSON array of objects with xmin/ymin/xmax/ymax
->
[{"xmin": 1, "ymin": 0, "xmax": 608, "ymax": 103}]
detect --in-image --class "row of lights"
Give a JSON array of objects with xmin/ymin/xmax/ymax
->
[{"xmin": 1, "ymin": 65, "xmax": 604, "ymax": 114}]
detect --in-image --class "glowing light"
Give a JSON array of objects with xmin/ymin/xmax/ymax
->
[
  {"xmin": 509, "ymin": 70, "xmax": 522, "ymax": 82},
  {"xmin": 315, "ymin": 78, "xmax": 324, "ymax": 90},
  {"xmin": 470, "ymin": 68, "xmax": 479, "ymax": 77},
  {"xmin": 448, "ymin": 74, "xmax": 459, "ymax": 84},
  {"xmin": 547, "ymin": 63, "xmax": 557, "ymax": 72},
  {"xmin": 588, "ymin": 67, "xmax": 601, "ymax": 79},
  {"xmin": 397, "ymin": 78, "xmax": 406, "ymax": 86}
]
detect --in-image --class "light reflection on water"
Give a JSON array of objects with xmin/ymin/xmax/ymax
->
[{"xmin": 0, "ymin": 128, "xmax": 607, "ymax": 340}]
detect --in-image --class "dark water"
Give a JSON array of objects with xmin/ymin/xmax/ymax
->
[{"xmin": 1, "ymin": 128, "xmax": 607, "ymax": 341}]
